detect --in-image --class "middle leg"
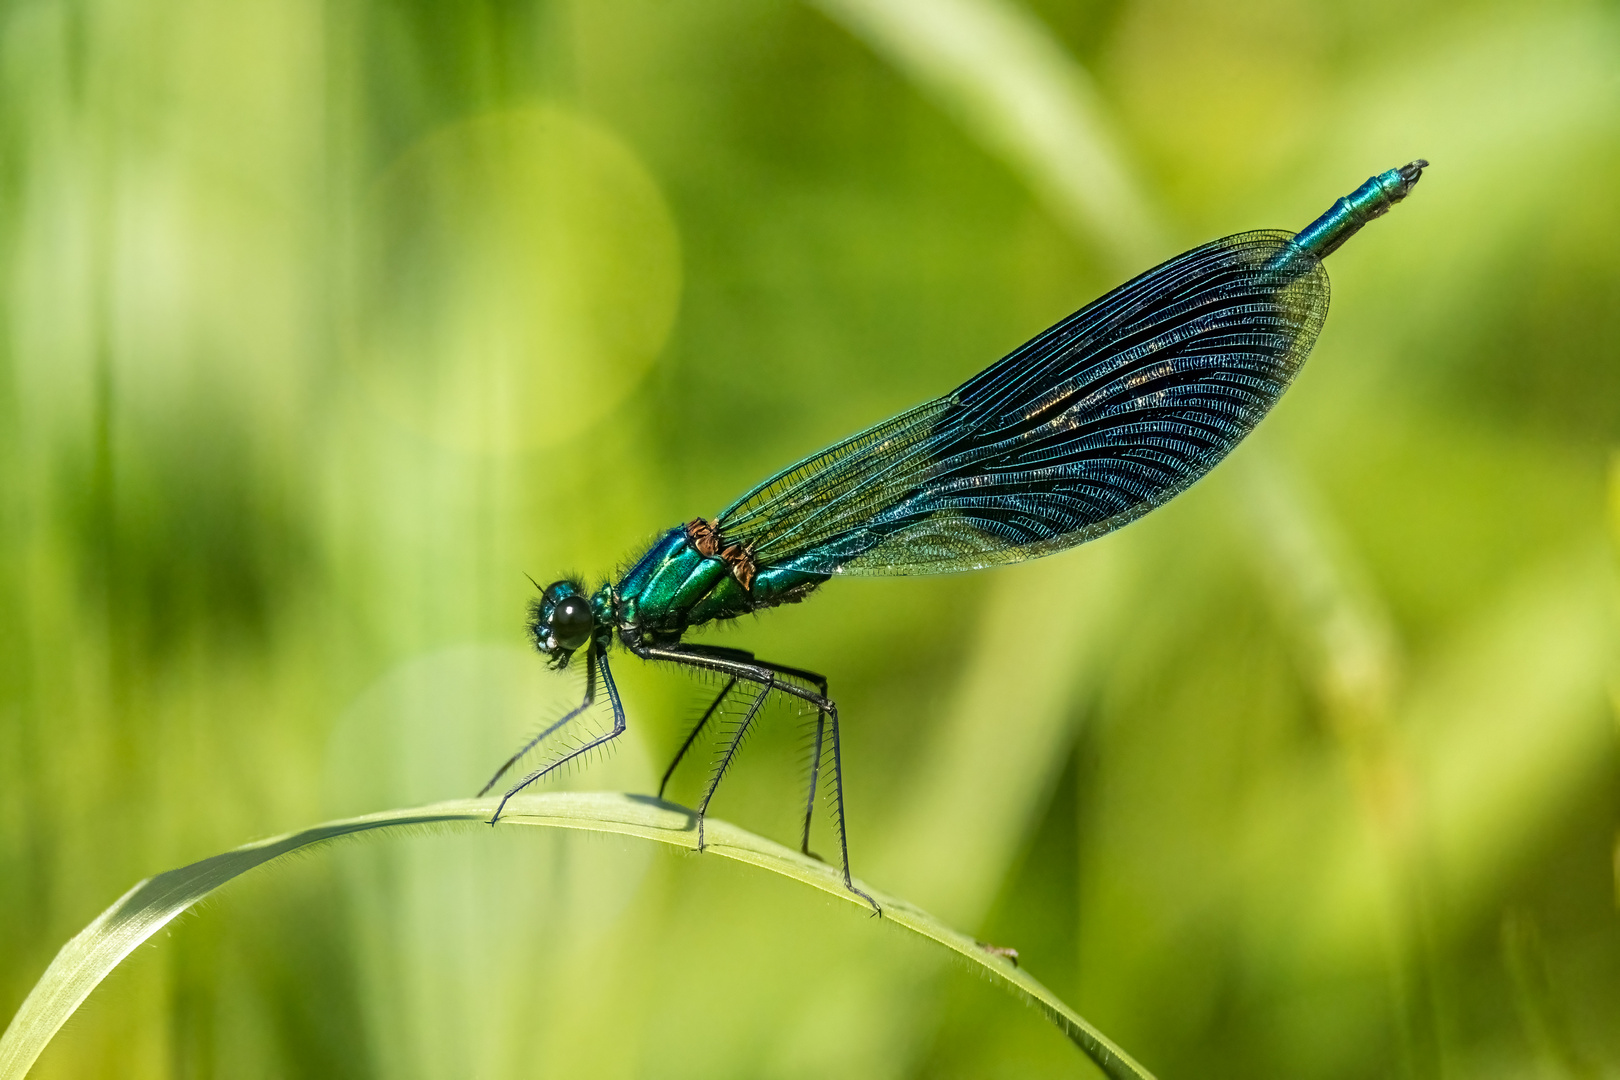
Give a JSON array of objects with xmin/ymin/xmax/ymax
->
[
  {"xmin": 634, "ymin": 642, "xmax": 878, "ymax": 914},
  {"xmin": 658, "ymin": 676, "xmax": 738, "ymax": 799},
  {"xmin": 694, "ymin": 675, "xmax": 773, "ymax": 851},
  {"xmin": 659, "ymin": 643, "xmax": 833, "ymax": 857}
]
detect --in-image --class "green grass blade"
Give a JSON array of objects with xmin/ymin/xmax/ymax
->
[
  {"xmin": 810, "ymin": 0, "xmax": 1166, "ymax": 269},
  {"xmin": 0, "ymin": 792, "xmax": 1154, "ymax": 1080}
]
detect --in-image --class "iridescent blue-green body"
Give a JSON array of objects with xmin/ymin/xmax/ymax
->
[
  {"xmin": 485, "ymin": 161, "xmax": 1429, "ymax": 913},
  {"xmin": 610, "ymin": 524, "xmax": 827, "ymax": 648}
]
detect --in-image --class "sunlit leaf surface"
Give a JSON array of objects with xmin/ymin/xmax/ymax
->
[{"xmin": 0, "ymin": 795, "xmax": 1152, "ymax": 1080}]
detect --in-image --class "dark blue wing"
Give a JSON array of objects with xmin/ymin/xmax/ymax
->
[{"xmin": 718, "ymin": 230, "xmax": 1329, "ymax": 575}]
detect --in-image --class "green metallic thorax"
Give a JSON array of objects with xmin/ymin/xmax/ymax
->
[{"xmin": 607, "ymin": 525, "xmax": 828, "ymax": 647}]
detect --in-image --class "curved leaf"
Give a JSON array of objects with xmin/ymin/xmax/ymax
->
[{"xmin": 0, "ymin": 792, "xmax": 1154, "ymax": 1080}]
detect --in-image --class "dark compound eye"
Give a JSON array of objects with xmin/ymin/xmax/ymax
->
[{"xmin": 550, "ymin": 595, "xmax": 594, "ymax": 651}]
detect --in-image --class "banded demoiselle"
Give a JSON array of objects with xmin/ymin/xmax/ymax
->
[{"xmin": 482, "ymin": 160, "xmax": 1429, "ymax": 912}]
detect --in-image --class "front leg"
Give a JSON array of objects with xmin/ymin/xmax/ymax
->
[
  {"xmin": 487, "ymin": 647, "xmax": 627, "ymax": 824},
  {"xmin": 480, "ymin": 647, "xmax": 598, "ymax": 799}
]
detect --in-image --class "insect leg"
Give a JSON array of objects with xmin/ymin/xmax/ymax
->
[
  {"xmin": 634, "ymin": 642, "xmax": 878, "ymax": 914},
  {"xmin": 658, "ymin": 676, "xmax": 738, "ymax": 799},
  {"xmin": 488, "ymin": 648, "xmax": 626, "ymax": 824},
  {"xmin": 825, "ymin": 702, "xmax": 879, "ymax": 915},
  {"xmin": 479, "ymin": 647, "xmax": 598, "ymax": 798},
  {"xmin": 672, "ymin": 647, "xmax": 831, "ymax": 858},
  {"xmin": 672, "ymin": 644, "xmax": 828, "ymax": 697},
  {"xmin": 742, "ymin": 657, "xmax": 829, "ymax": 858},
  {"xmin": 801, "ymin": 710, "xmax": 825, "ymax": 860},
  {"xmin": 694, "ymin": 676, "xmax": 773, "ymax": 851}
]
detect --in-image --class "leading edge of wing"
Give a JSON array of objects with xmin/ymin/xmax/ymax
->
[{"xmin": 720, "ymin": 230, "xmax": 1330, "ymax": 576}]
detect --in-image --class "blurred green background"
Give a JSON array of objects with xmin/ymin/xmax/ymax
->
[{"xmin": 3, "ymin": 0, "xmax": 1618, "ymax": 1076}]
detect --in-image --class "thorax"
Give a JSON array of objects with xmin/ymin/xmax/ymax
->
[{"xmin": 610, "ymin": 521, "xmax": 828, "ymax": 647}]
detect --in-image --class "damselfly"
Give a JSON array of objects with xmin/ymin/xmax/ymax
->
[{"xmin": 481, "ymin": 161, "xmax": 1429, "ymax": 912}]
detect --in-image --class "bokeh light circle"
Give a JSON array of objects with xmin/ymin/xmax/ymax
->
[{"xmin": 355, "ymin": 104, "xmax": 680, "ymax": 454}]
